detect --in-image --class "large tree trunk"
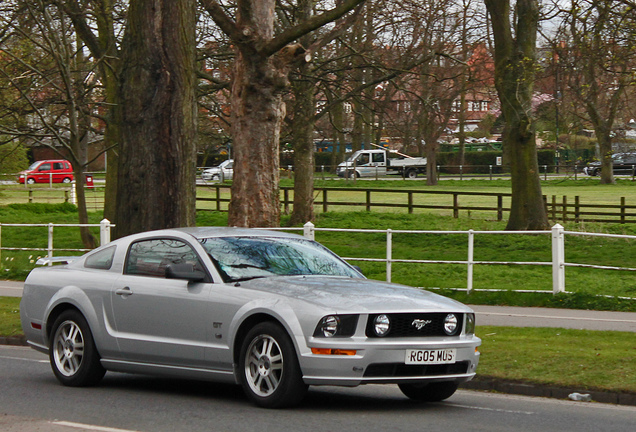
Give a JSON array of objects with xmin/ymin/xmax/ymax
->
[
  {"xmin": 290, "ymin": 62, "xmax": 316, "ymax": 225},
  {"xmin": 486, "ymin": 0, "xmax": 549, "ymax": 230},
  {"xmin": 202, "ymin": 0, "xmax": 366, "ymax": 227},
  {"xmin": 227, "ymin": 0, "xmax": 285, "ymax": 227},
  {"xmin": 228, "ymin": 49, "xmax": 285, "ymax": 227},
  {"xmin": 290, "ymin": 0, "xmax": 316, "ymax": 225},
  {"xmin": 596, "ymin": 128, "xmax": 615, "ymax": 184},
  {"xmin": 115, "ymin": 0, "xmax": 197, "ymax": 238}
]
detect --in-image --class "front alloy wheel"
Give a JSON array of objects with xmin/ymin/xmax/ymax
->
[
  {"xmin": 49, "ymin": 310, "xmax": 105, "ymax": 386},
  {"xmin": 239, "ymin": 322, "xmax": 307, "ymax": 408}
]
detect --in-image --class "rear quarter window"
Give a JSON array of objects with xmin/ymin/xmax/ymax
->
[{"xmin": 84, "ymin": 246, "xmax": 116, "ymax": 270}]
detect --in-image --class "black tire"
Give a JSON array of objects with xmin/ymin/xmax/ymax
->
[
  {"xmin": 347, "ymin": 171, "xmax": 358, "ymax": 179},
  {"xmin": 239, "ymin": 322, "xmax": 307, "ymax": 408},
  {"xmin": 62, "ymin": 177, "xmax": 72, "ymax": 184},
  {"xmin": 49, "ymin": 310, "xmax": 105, "ymax": 387},
  {"xmin": 27, "ymin": 177, "xmax": 36, "ymax": 184},
  {"xmin": 212, "ymin": 174, "xmax": 220, "ymax": 181},
  {"xmin": 406, "ymin": 169, "xmax": 418, "ymax": 179},
  {"xmin": 398, "ymin": 381, "xmax": 458, "ymax": 402}
]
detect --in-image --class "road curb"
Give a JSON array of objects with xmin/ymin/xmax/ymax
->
[
  {"xmin": 461, "ymin": 376, "xmax": 636, "ymax": 406},
  {"xmin": 0, "ymin": 335, "xmax": 27, "ymax": 346}
]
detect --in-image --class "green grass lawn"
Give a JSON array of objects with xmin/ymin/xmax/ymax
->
[
  {"xmin": 477, "ymin": 325, "xmax": 636, "ymax": 394},
  {"xmin": 0, "ymin": 297, "xmax": 20, "ymax": 337}
]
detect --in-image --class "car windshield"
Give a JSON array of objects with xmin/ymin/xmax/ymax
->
[
  {"xmin": 27, "ymin": 161, "xmax": 41, "ymax": 170},
  {"xmin": 199, "ymin": 236, "xmax": 362, "ymax": 282},
  {"xmin": 346, "ymin": 151, "xmax": 362, "ymax": 163}
]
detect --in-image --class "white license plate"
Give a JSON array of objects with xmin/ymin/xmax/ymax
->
[{"xmin": 405, "ymin": 348, "xmax": 456, "ymax": 365}]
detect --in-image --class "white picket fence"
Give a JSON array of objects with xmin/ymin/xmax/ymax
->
[
  {"xmin": 1, "ymin": 220, "xmax": 634, "ymax": 298},
  {"xmin": 0, "ymin": 219, "xmax": 113, "ymax": 261},
  {"xmin": 294, "ymin": 222, "xmax": 636, "ymax": 296}
]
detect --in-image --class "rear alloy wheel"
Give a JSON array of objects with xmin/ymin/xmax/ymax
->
[
  {"xmin": 398, "ymin": 381, "xmax": 458, "ymax": 402},
  {"xmin": 239, "ymin": 322, "xmax": 307, "ymax": 408},
  {"xmin": 49, "ymin": 310, "xmax": 105, "ymax": 387},
  {"xmin": 62, "ymin": 177, "xmax": 72, "ymax": 184}
]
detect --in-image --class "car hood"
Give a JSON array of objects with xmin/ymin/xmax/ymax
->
[{"xmin": 238, "ymin": 275, "xmax": 471, "ymax": 313}]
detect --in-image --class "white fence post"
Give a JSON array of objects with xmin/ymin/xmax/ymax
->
[
  {"xmin": 386, "ymin": 229, "xmax": 392, "ymax": 283},
  {"xmin": 70, "ymin": 181, "xmax": 77, "ymax": 205},
  {"xmin": 303, "ymin": 221, "xmax": 315, "ymax": 240},
  {"xmin": 47, "ymin": 223, "xmax": 54, "ymax": 264},
  {"xmin": 552, "ymin": 224, "xmax": 565, "ymax": 294},
  {"xmin": 100, "ymin": 219, "xmax": 112, "ymax": 245},
  {"xmin": 467, "ymin": 230, "xmax": 474, "ymax": 294}
]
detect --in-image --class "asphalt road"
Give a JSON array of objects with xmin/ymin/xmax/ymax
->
[{"xmin": 1, "ymin": 345, "xmax": 635, "ymax": 432}]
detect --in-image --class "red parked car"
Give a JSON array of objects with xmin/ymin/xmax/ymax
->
[{"xmin": 18, "ymin": 160, "xmax": 74, "ymax": 184}]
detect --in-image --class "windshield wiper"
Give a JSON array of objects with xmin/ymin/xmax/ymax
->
[{"xmin": 230, "ymin": 275, "xmax": 267, "ymax": 284}]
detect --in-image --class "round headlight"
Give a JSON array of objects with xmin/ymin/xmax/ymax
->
[
  {"xmin": 444, "ymin": 313, "xmax": 459, "ymax": 335},
  {"xmin": 320, "ymin": 315, "xmax": 339, "ymax": 337},
  {"xmin": 374, "ymin": 314, "xmax": 390, "ymax": 337}
]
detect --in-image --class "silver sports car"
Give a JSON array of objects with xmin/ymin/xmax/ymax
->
[{"xmin": 20, "ymin": 227, "xmax": 481, "ymax": 408}]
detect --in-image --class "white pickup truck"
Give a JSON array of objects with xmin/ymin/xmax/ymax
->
[{"xmin": 336, "ymin": 149, "xmax": 427, "ymax": 179}]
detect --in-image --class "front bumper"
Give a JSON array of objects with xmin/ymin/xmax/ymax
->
[{"xmin": 298, "ymin": 335, "xmax": 480, "ymax": 386}]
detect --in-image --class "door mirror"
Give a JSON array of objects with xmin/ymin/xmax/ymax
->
[{"xmin": 165, "ymin": 263, "xmax": 206, "ymax": 282}]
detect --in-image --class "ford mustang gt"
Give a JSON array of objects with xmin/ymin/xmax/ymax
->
[{"xmin": 20, "ymin": 227, "xmax": 480, "ymax": 408}]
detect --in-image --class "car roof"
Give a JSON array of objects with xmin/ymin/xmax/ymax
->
[{"xmin": 137, "ymin": 226, "xmax": 303, "ymax": 241}]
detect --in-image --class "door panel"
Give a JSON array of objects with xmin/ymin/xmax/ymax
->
[{"xmin": 111, "ymin": 275, "xmax": 210, "ymax": 367}]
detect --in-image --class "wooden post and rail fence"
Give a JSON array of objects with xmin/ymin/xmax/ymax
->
[
  {"xmin": 196, "ymin": 185, "xmax": 636, "ymax": 224},
  {"xmin": 7, "ymin": 184, "xmax": 636, "ymax": 224}
]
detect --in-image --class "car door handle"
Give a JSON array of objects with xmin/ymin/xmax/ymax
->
[{"xmin": 115, "ymin": 287, "xmax": 133, "ymax": 296}]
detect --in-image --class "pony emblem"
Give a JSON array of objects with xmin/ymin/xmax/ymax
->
[{"xmin": 412, "ymin": 319, "xmax": 432, "ymax": 330}]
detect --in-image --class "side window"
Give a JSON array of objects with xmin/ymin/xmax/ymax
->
[
  {"xmin": 85, "ymin": 246, "xmax": 116, "ymax": 270},
  {"xmin": 372, "ymin": 153, "xmax": 384, "ymax": 163},
  {"xmin": 125, "ymin": 238, "xmax": 203, "ymax": 278},
  {"xmin": 53, "ymin": 162, "xmax": 64, "ymax": 170},
  {"xmin": 227, "ymin": 161, "xmax": 233, "ymax": 169},
  {"xmin": 38, "ymin": 163, "xmax": 51, "ymax": 171},
  {"xmin": 358, "ymin": 154, "xmax": 370, "ymax": 165}
]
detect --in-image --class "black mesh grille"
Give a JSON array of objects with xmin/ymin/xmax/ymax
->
[
  {"xmin": 363, "ymin": 361, "xmax": 470, "ymax": 378},
  {"xmin": 365, "ymin": 313, "xmax": 464, "ymax": 338}
]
